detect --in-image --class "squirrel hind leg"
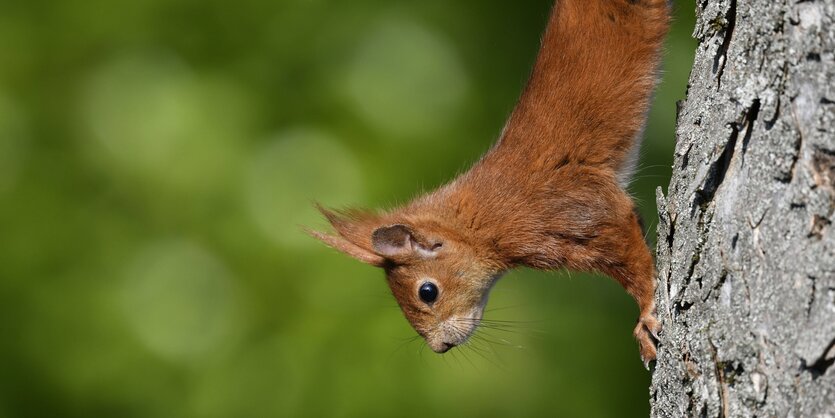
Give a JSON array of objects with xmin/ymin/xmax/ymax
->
[{"xmin": 593, "ymin": 204, "xmax": 659, "ymax": 365}]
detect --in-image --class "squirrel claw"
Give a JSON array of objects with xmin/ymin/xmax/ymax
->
[
  {"xmin": 650, "ymin": 327, "xmax": 660, "ymax": 341},
  {"xmin": 634, "ymin": 313, "xmax": 661, "ymax": 366}
]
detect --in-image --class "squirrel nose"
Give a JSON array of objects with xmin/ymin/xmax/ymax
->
[{"xmin": 437, "ymin": 342, "xmax": 456, "ymax": 353}]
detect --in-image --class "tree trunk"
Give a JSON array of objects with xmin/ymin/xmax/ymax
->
[{"xmin": 649, "ymin": 0, "xmax": 835, "ymax": 417}]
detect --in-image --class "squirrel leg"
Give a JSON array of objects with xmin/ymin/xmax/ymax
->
[{"xmin": 596, "ymin": 207, "xmax": 660, "ymax": 367}]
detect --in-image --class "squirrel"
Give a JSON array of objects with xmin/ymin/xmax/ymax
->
[{"xmin": 309, "ymin": 0, "xmax": 670, "ymax": 366}]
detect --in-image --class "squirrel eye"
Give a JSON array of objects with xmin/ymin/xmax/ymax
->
[{"xmin": 418, "ymin": 282, "xmax": 438, "ymax": 304}]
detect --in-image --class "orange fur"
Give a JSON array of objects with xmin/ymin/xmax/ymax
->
[{"xmin": 311, "ymin": 0, "xmax": 669, "ymax": 364}]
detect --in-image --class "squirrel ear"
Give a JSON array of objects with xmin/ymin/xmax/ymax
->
[
  {"xmin": 371, "ymin": 224, "xmax": 414, "ymax": 257},
  {"xmin": 372, "ymin": 224, "xmax": 441, "ymax": 259},
  {"xmin": 307, "ymin": 229, "xmax": 386, "ymax": 267}
]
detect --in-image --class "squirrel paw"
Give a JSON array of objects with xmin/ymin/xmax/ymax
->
[{"xmin": 634, "ymin": 313, "xmax": 660, "ymax": 369}]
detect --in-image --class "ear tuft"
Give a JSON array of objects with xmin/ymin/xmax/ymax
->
[
  {"xmin": 308, "ymin": 204, "xmax": 387, "ymax": 267},
  {"xmin": 305, "ymin": 228, "xmax": 386, "ymax": 267},
  {"xmin": 371, "ymin": 224, "xmax": 413, "ymax": 257}
]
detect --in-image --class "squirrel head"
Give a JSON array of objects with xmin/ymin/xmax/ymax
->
[{"xmin": 308, "ymin": 206, "xmax": 502, "ymax": 353}]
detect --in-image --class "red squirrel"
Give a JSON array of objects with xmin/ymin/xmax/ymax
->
[{"xmin": 310, "ymin": 0, "xmax": 669, "ymax": 365}]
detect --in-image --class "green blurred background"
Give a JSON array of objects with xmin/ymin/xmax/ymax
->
[{"xmin": 0, "ymin": 1, "xmax": 695, "ymax": 417}]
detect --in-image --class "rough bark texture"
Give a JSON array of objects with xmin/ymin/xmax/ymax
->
[{"xmin": 650, "ymin": 0, "xmax": 835, "ymax": 417}]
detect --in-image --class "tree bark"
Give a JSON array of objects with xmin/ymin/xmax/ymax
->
[{"xmin": 650, "ymin": 1, "xmax": 835, "ymax": 417}]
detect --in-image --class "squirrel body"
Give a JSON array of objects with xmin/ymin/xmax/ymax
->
[{"xmin": 311, "ymin": 0, "xmax": 670, "ymax": 365}]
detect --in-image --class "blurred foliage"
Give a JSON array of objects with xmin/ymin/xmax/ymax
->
[{"xmin": 0, "ymin": 0, "xmax": 695, "ymax": 417}]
